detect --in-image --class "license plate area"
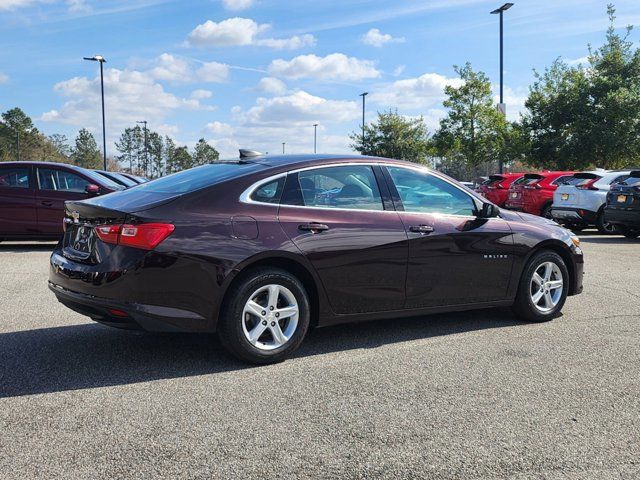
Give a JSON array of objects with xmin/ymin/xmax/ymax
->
[
  {"xmin": 64, "ymin": 225, "xmax": 95, "ymax": 258},
  {"xmin": 617, "ymin": 195, "xmax": 627, "ymax": 203},
  {"xmin": 561, "ymin": 193, "xmax": 569, "ymax": 201}
]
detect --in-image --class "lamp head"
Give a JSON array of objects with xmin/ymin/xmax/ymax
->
[{"xmin": 490, "ymin": 3, "xmax": 514, "ymax": 14}]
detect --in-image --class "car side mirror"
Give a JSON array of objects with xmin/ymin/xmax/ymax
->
[
  {"xmin": 478, "ymin": 202, "xmax": 499, "ymax": 218},
  {"xmin": 85, "ymin": 184, "xmax": 100, "ymax": 196}
]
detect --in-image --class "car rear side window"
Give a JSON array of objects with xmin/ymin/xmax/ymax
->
[
  {"xmin": 37, "ymin": 168, "xmax": 90, "ymax": 192},
  {"xmin": 0, "ymin": 166, "xmax": 30, "ymax": 188},
  {"xmin": 250, "ymin": 177, "xmax": 285, "ymax": 204},
  {"xmin": 281, "ymin": 165, "xmax": 384, "ymax": 211},
  {"xmin": 552, "ymin": 175, "xmax": 575, "ymax": 186},
  {"xmin": 388, "ymin": 167, "xmax": 476, "ymax": 216}
]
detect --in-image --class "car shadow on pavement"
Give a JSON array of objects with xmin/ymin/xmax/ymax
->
[
  {"xmin": 0, "ymin": 309, "xmax": 521, "ymax": 398},
  {"xmin": 578, "ymin": 235, "xmax": 639, "ymax": 244},
  {"xmin": 0, "ymin": 242, "xmax": 58, "ymax": 253}
]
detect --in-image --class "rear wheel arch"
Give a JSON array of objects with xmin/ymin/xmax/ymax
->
[{"xmin": 221, "ymin": 253, "xmax": 322, "ymax": 329}]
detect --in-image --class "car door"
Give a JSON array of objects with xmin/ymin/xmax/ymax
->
[
  {"xmin": 35, "ymin": 167, "xmax": 93, "ymax": 235},
  {"xmin": 383, "ymin": 165, "xmax": 514, "ymax": 309},
  {"xmin": 277, "ymin": 164, "xmax": 408, "ymax": 315},
  {"xmin": 0, "ymin": 164, "xmax": 38, "ymax": 237}
]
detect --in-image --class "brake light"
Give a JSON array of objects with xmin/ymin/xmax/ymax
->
[
  {"xmin": 577, "ymin": 178, "xmax": 599, "ymax": 191},
  {"xmin": 94, "ymin": 223, "xmax": 175, "ymax": 250}
]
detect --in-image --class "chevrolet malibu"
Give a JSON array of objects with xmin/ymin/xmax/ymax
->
[{"xmin": 49, "ymin": 154, "xmax": 584, "ymax": 364}]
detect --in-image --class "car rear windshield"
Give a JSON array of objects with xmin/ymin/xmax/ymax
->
[
  {"xmin": 80, "ymin": 169, "xmax": 125, "ymax": 190},
  {"xmin": 134, "ymin": 162, "xmax": 262, "ymax": 194},
  {"xmin": 557, "ymin": 176, "xmax": 584, "ymax": 186}
]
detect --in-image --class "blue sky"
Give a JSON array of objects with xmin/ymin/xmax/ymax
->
[{"xmin": 1, "ymin": 0, "xmax": 640, "ymax": 158}]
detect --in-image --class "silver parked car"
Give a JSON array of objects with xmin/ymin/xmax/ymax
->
[{"xmin": 551, "ymin": 169, "xmax": 637, "ymax": 233}]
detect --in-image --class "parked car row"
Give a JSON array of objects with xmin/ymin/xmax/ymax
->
[
  {"xmin": 476, "ymin": 168, "xmax": 640, "ymax": 236},
  {"xmin": 0, "ymin": 161, "xmax": 147, "ymax": 241}
]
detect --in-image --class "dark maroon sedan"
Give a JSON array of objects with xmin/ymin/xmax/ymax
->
[
  {"xmin": 0, "ymin": 161, "xmax": 123, "ymax": 241},
  {"xmin": 49, "ymin": 154, "xmax": 584, "ymax": 363}
]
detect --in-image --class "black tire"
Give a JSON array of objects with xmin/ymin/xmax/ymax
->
[
  {"xmin": 569, "ymin": 225, "xmax": 584, "ymax": 232},
  {"xmin": 217, "ymin": 267, "xmax": 310, "ymax": 364},
  {"xmin": 512, "ymin": 250, "xmax": 569, "ymax": 323},
  {"xmin": 540, "ymin": 203, "xmax": 553, "ymax": 219},
  {"xmin": 596, "ymin": 211, "xmax": 618, "ymax": 234}
]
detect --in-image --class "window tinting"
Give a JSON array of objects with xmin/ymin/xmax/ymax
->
[
  {"xmin": 282, "ymin": 165, "xmax": 384, "ymax": 211},
  {"xmin": 37, "ymin": 168, "xmax": 90, "ymax": 192},
  {"xmin": 135, "ymin": 163, "xmax": 261, "ymax": 194},
  {"xmin": 552, "ymin": 175, "xmax": 575, "ymax": 186},
  {"xmin": 250, "ymin": 177, "xmax": 285, "ymax": 204},
  {"xmin": 388, "ymin": 167, "xmax": 476, "ymax": 216},
  {"xmin": 0, "ymin": 167, "xmax": 30, "ymax": 188}
]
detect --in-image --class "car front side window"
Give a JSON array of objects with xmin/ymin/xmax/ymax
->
[
  {"xmin": 37, "ymin": 168, "xmax": 90, "ymax": 193},
  {"xmin": 387, "ymin": 166, "xmax": 476, "ymax": 216},
  {"xmin": 281, "ymin": 165, "xmax": 384, "ymax": 211}
]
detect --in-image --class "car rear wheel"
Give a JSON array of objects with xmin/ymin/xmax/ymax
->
[
  {"xmin": 513, "ymin": 251, "xmax": 569, "ymax": 322},
  {"xmin": 218, "ymin": 268, "xmax": 310, "ymax": 364},
  {"xmin": 596, "ymin": 211, "xmax": 618, "ymax": 234}
]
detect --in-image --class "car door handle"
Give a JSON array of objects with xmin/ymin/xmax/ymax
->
[
  {"xmin": 409, "ymin": 224, "xmax": 434, "ymax": 234},
  {"xmin": 298, "ymin": 223, "xmax": 330, "ymax": 233},
  {"xmin": 41, "ymin": 201, "xmax": 54, "ymax": 207}
]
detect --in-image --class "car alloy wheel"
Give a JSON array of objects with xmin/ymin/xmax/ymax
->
[
  {"xmin": 241, "ymin": 284, "xmax": 299, "ymax": 351},
  {"xmin": 529, "ymin": 261, "xmax": 564, "ymax": 313}
]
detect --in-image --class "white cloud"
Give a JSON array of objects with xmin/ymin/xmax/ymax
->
[
  {"xmin": 255, "ymin": 34, "xmax": 315, "ymax": 50},
  {"xmin": 149, "ymin": 53, "xmax": 193, "ymax": 83},
  {"xmin": 66, "ymin": 0, "xmax": 90, "ymax": 13},
  {"xmin": 234, "ymin": 90, "xmax": 359, "ymax": 125},
  {"xmin": 187, "ymin": 17, "xmax": 267, "ymax": 47},
  {"xmin": 205, "ymin": 121, "xmax": 234, "ymax": 136},
  {"xmin": 256, "ymin": 77, "xmax": 287, "ymax": 95},
  {"xmin": 392, "ymin": 65, "xmax": 405, "ymax": 77},
  {"xmin": 268, "ymin": 53, "xmax": 380, "ymax": 81},
  {"xmin": 370, "ymin": 72, "xmax": 463, "ymax": 109},
  {"xmin": 0, "ymin": 72, "xmax": 8, "ymax": 84},
  {"xmin": 191, "ymin": 89, "xmax": 212, "ymax": 99},
  {"xmin": 41, "ymin": 68, "xmax": 213, "ymax": 133},
  {"xmin": 155, "ymin": 123, "xmax": 180, "ymax": 136},
  {"xmin": 362, "ymin": 28, "xmax": 405, "ymax": 47},
  {"xmin": 567, "ymin": 55, "xmax": 589, "ymax": 66},
  {"xmin": 186, "ymin": 17, "xmax": 315, "ymax": 50},
  {"xmin": 196, "ymin": 61, "xmax": 230, "ymax": 83},
  {"xmin": 0, "ymin": 0, "xmax": 43, "ymax": 10},
  {"xmin": 222, "ymin": 0, "xmax": 253, "ymax": 11}
]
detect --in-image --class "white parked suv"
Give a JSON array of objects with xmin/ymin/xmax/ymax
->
[{"xmin": 551, "ymin": 169, "xmax": 637, "ymax": 233}]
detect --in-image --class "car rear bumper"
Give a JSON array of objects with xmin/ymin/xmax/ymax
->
[
  {"xmin": 49, "ymin": 282, "xmax": 207, "ymax": 332},
  {"xmin": 551, "ymin": 207, "xmax": 597, "ymax": 225},
  {"xmin": 604, "ymin": 208, "xmax": 640, "ymax": 227}
]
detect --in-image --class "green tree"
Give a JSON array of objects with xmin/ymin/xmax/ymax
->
[
  {"xmin": 148, "ymin": 131, "xmax": 164, "ymax": 178},
  {"xmin": 163, "ymin": 136, "xmax": 178, "ymax": 174},
  {"xmin": 0, "ymin": 107, "xmax": 40, "ymax": 161},
  {"xmin": 115, "ymin": 127, "xmax": 137, "ymax": 173},
  {"xmin": 431, "ymin": 63, "xmax": 509, "ymax": 174},
  {"xmin": 72, "ymin": 128, "xmax": 102, "ymax": 169},
  {"xmin": 349, "ymin": 110, "xmax": 431, "ymax": 162},
  {"xmin": 522, "ymin": 5, "xmax": 640, "ymax": 170},
  {"xmin": 172, "ymin": 146, "xmax": 193, "ymax": 171},
  {"xmin": 192, "ymin": 138, "xmax": 219, "ymax": 166}
]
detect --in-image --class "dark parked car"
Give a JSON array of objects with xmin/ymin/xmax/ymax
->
[
  {"xmin": 604, "ymin": 171, "xmax": 640, "ymax": 238},
  {"xmin": 120, "ymin": 173, "xmax": 149, "ymax": 184},
  {"xmin": 94, "ymin": 170, "xmax": 139, "ymax": 188},
  {"xmin": 0, "ymin": 161, "xmax": 124, "ymax": 241},
  {"xmin": 49, "ymin": 154, "xmax": 584, "ymax": 363}
]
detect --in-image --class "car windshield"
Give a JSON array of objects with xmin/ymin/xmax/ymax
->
[
  {"xmin": 134, "ymin": 162, "xmax": 262, "ymax": 194},
  {"xmin": 78, "ymin": 168, "xmax": 125, "ymax": 190}
]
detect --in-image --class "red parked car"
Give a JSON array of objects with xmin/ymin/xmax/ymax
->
[
  {"xmin": 0, "ymin": 161, "xmax": 124, "ymax": 241},
  {"xmin": 504, "ymin": 176, "xmax": 532, "ymax": 211},
  {"xmin": 521, "ymin": 171, "xmax": 575, "ymax": 218},
  {"xmin": 477, "ymin": 173, "xmax": 524, "ymax": 207}
]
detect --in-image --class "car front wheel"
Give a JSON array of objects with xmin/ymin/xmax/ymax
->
[
  {"xmin": 513, "ymin": 251, "xmax": 569, "ymax": 322},
  {"xmin": 218, "ymin": 268, "xmax": 310, "ymax": 364}
]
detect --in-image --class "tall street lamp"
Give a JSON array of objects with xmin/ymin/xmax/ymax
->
[
  {"xmin": 83, "ymin": 55, "xmax": 107, "ymax": 170},
  {"xmin": 313, "ymin": 123, "xmax": 318, "ymax": 153},
  {"xmin": 137, "ymin": 120, "xmax": 148, "ymax": 176},
  {"xmin": 490, "ymin": 3, "xmax": 513, "ymax": 173},
  {"xmin": 359, "ymin": 92, "xmax": 368, "ymax": 150}
]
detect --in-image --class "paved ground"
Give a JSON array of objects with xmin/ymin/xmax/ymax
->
[{"xmin": 0, "ymin": 233, "xmax": 639, "ymax": 479}]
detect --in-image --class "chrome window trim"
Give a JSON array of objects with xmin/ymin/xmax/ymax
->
[{"xmin": 239, "ymin": 161, "xmax": 484, "ymax": 216}]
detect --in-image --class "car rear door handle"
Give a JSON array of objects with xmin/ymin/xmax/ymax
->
[
  {"xmin": 409, "ymin": 224, "xmax": 434, "ymax": 234},
  {"xmin": 298, "ymin": 223, "xmax": 329, "ymax": 233},
  {"xmin": 41, "ymin": 201, "xmax": 54, "ymax": 207}
]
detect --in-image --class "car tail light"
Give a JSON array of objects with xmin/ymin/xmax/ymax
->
[
  {"xmin": 577, "ymin": 178, "xmax": 600, "ymax": 190},
  {"xmin": 108, "ymin": 308, "xmax": 129, "ymax": 318},
  {"xmin": 94, "ymin": 223, "xmax": 175, "ymax": 250}
]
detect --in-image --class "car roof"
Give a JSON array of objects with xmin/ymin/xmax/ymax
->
[{"xmin": 1, "ymin": 160, "xmax": 87, "ymax": 173}]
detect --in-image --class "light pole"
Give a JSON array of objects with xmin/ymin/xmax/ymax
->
[
  {"xmin": 137, "ymin": 120, "xmax": 148, "ymax": 176},
  {"xmin": 83, "ymin": 55, "xmax": 107, "ymax": 170},
  {"xmin": 282, "ymin": 142, "xmax": 286, "ymax": 154},
  {"xmin": 313, "ymin": 124, "xmax": 318, "ymax": 153},
  {"xmin": 359, "ymin": 92, "xmax": 368, "ymax": 149}
]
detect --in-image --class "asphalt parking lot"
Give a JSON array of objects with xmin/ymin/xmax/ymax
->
[{"xmin": 0, "ymin": 234, "xmax": 638, "ymax": 479}]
